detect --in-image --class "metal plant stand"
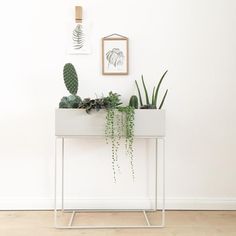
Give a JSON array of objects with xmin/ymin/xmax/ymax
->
[{"xmin": 54, "ymin": 135, "xmax": 165, "ymax": 229}]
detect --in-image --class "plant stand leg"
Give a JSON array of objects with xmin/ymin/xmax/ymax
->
[
  {"xmin": 155, "ymin": 138, "xmax": 158, "ymax": 211},
  {"xmin": 68, "ymin": 211, "xmax": 76, "ymax": 226},
  {"xmin": 143, "ymin": 210, "xmax": 150, "ymax": 226},
  {"xmin": 54, "ymin": 137, "xmax": 65, "ymax": 227},
  {"xmin": 54, "ymin": 136, "xmax": 166, "ymax": 229},
  {"xmin": 61, "ymin": 137, "xmax": 64, "ymax": 212},
  {"xmin": 54, "ymin": 138, "xmax": 57, "ymax": 227},
  {"xmin": 162, "ymin": 137, "xmax": 166, "ymax": 227}
]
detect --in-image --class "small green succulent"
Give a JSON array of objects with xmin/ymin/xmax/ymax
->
[
  {"xmin": 129, "ymin": 95, "xmax": 139, "ymax": 109},
  {"xmin": 59, "ymin": 95, "xmax": 81, "ymax": 108}
]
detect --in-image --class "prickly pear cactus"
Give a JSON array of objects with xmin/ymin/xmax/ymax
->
[
  {"xmin": 63, "ymin": 63, "xmax": 78, "ymax": 95},
  {"xmin": 129, "ymin": 95, "xmax": 139, "ymax": 109}
]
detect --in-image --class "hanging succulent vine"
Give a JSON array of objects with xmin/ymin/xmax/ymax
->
[
  {"xmin": 105, "ymin": 106, "xmax": 135, "ymax": 182},
  {"xmin": 118, "ymin": 106, "xmax": 135, "ymax": 180},
  {"xmin": 105, "ymin": 109, "xmax": 117, "ymax": 182}
]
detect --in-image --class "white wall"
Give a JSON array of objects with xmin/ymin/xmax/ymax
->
[{"xmin": 0, "ymin": 0, "xmax": 236, "ymax": 210}]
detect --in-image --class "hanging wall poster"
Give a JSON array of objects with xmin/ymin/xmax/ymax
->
[
  {"xmin": 102, "ymin": 34, "xmax": 129, "ymax": 75},
  {"xmin": 68, "ymin": 21, "xmax": 92, "ymax": 54}
]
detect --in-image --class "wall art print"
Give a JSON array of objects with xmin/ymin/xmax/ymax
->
[
  {"xmin": 102, "ymin": 34, "xmax": 129, "ymax": 75},
  {"xmin": 68, "ymin": 22, "xmax": 91, "ymax": 54}
]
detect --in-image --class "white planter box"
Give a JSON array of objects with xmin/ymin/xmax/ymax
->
[{"xmin": 55, "ymin": 109, "xmax": 165, "ymax": 137}]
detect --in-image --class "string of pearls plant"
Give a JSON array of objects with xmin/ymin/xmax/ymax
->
[{"xmin": 105, "ymin": 106, "xmax": 135, "ymax": 182}]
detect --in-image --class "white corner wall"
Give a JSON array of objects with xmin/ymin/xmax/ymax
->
[{"xmin": 0, "ymin": 0, "xmax": 236, "ymax": 210}]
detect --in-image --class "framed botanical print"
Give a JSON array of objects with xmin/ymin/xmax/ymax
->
[{"xmin": 102, "ymin": 34, "xmax": 129, "ymax": 75}]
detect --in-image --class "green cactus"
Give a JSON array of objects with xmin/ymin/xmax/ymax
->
[
  {"xmin": 59, "ymin": 63, "xmax": 82, "ymax": 109},
  {"xmin": 63, "ymin": 63, "xmax": 78, "ymax": 95},
  {"xmin": 129, "ymin": 95, "xmax": 139, "ymax": 109}
]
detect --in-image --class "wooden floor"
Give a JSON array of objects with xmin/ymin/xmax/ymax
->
[{"xmin": 0, "ymin": 211, "xmax": 236, "ymax": 236}]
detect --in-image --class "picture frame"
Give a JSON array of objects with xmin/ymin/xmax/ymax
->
[{"xmin": 102, "ymin": 34, "xmax": 129, "ymax": 75}]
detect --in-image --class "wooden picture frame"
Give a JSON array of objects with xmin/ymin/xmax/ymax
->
[{"xmin": 102, "ymin": 34, "xmax": 129, "ymax": 75}]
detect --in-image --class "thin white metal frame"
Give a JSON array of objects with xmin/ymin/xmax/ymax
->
[{"xmin": 54, "ymin": 136, "xmax": 165, "ymax": 229}]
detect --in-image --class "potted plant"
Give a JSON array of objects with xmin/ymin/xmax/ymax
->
[{"xmin": 55, "ymin": 63, "xmax": 167, "ymax": 181}]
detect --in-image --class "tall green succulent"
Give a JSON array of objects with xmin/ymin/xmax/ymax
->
[
  {"xmin": 59, "ymin": 63, "xmax": 81, "ymax": 108},
  {"xmin": 135, "ymin": 70, "xmax": 168, "ymax": 109},
  {"xmin": 63, "ymin": 63, "xmax": 78, "ymax": 95}
]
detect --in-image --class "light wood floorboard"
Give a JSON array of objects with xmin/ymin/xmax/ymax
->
[{"xmin": 0, "ymin": 211, "xmax": 236, "ymax": 236}]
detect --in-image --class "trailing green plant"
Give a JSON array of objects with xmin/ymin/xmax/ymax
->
[
  {"xmin": 105, "ymin": 108, "xmax": 119, "ymax": 182},
  {"xmin": 129, "ymin": 95, "xmax": 139, "ymax": 109},
  {"xmin": 59, "ymin": 63, "xmax": 82, "ymax": 108},
  {"xmin": 118, "ymin": 106, "xmax": 135, "ymax": 179},
  {"xmin": 135, "ymin": 70, "xmax": 168, "ymax": 109},
  {"xmin": 105, "ymin": 106, "xmax": 135, "ymax": 182}
]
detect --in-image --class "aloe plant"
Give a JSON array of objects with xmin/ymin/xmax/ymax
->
[{"xmin": 135, "ymin": 70, "xmax": 168, "ymax": 109}]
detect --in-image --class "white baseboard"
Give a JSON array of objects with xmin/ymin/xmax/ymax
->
[
  {"xmin": 0, "ymin": 197, "xmax": 235, "ymax": 211},
  {"xmin": 165, "ymin": 197, "xmax": 236, "ymax": 210}
]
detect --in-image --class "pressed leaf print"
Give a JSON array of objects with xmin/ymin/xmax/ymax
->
[{"xmin": 72, "ymin": 24, "xmax": 84, "ymax": 50}]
